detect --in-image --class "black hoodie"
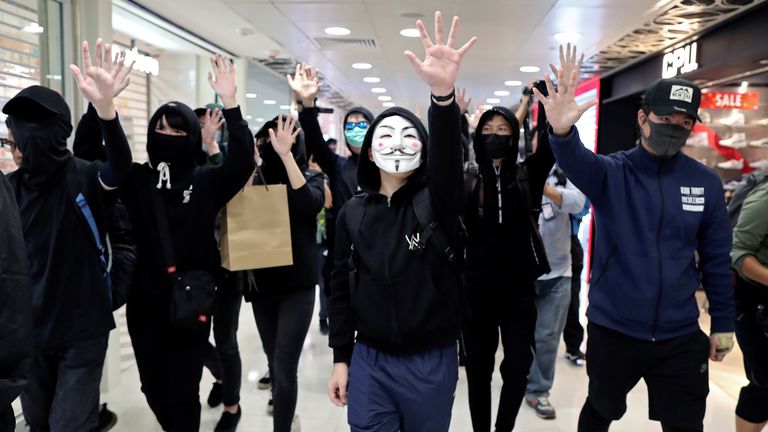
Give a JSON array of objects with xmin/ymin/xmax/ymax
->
[
  {"xmin": 329, "ymin": 101, "xmax": 464, "ymax": 364},
  {"xmin": 464, "ymin": 106, "xmax": 555, "ymax": 293}
]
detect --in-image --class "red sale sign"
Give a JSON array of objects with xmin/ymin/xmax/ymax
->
[{"xmin": 701, "ymin": 92, "xmax": 760, "ymax": 110}]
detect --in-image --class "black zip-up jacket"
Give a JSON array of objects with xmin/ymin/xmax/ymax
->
[
  {"xmin": 329, "ymin": 101, "xmax": 464, "ymax": 364},
  {"xmin": 0, "ymin": 172, "xmax": 31, "ymax": 409},
  {"xmin": 464, "ymin": 107, "xmax": 555, "ymax": 291}
]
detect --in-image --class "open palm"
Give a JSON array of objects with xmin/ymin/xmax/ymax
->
[
  {"xmin": 533, "ymin": 68, "xmax": 597, "ymax": 135},
  {"xmin": 287, "ymin": 63, "xmax": 320, "ymax": 104},
  {"xmin": 268, "ymin": 114, "xmax": 301, "ymax": 157},
  {"xmin": 404, "ymin": 11, "xmax": 477, "ymax": 96}
]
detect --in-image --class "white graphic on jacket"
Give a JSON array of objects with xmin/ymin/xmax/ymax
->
[
  {"xmin": 183, "ymin": 185, "xmax": 193, "ymax": 204},
  {"xmin": 405, "ymin": 232, "xmax": 423, "ymax": 251},
  {"xmin": 680, "ymin": 186, "xmax": 704, "ymax": 212}
]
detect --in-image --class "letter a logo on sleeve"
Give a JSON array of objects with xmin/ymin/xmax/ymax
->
[{"xmin": 670, "ymin": 85, "xmax": 694, "ymax": 103}]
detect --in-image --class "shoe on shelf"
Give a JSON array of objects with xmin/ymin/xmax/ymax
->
[
  {"xmin": 720, "ymin": 133, "xmax": 747, "ymax": 148},
  {"xmin": 717, "ymin": 159, "xmax": 745, "ymax": 170},
  {"xmin": 267, "ymin": 398, "xmax": 274, "ymax": 416},
  {"xmin": 699, "ymin": 111, "xmax": 711, "ymax": 124},
  {"xmin": 257, "ymin": 372, "xmax": 271, "ymax": 390},
  {"xmin": 208, "ymin": 382, "xmax": 224, "ymax": 408},
  {"xmin": 755, "ymin": 118, "xmax": 768, "ymax": 126},
  {"xmin": 749, "ymin": 159, "xmax": 768, "ymax": 170},
  {"xmin": 686, "ymin": 131, "xmax": 709, "ymax": 147},
  {"xmin": 319, "ymin": 319, "xmax": 329, "ymax": 335},
  {"xmin": 719, "ymin": 112, "xmax": 746, "ymax": 126},
  {"xmin": 98, "ymin": 403, "xmax": 118, "ymax": 431},
  {"xmin": 565, "ymin": 350, "xmax": 586, "ymax": 366},
  {"xmin": 526, "ymin": 396, "xmax": 557, "ymax": 420},
  {"xmin": 291, "ymin": 414, "xmax": 302, "ymax": 432},
  {"xmin": 750, "ymin": 137, "xmax": 768, "ymax": 147},
  {"xmin": 214, "ymin": 405, "xmax": 242, "ymax": 432}
]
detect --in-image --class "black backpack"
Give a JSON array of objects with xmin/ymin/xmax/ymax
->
[{"xmin": 727, "ymin": 171, "xmax": 768, "ymax": 230}]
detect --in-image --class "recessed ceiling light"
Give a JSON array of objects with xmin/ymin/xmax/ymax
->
[
  {"xmin": 256, "ymin": 118, "xmax": 265, "ymax": 122},
  {"xmin": 245, "ymin": 93, "xmax": 257, "ymax": 99},
  {"xmin": 383, "ymin": 102, "xmax": 395, "ymax": 107},
  {"xmin": 371, "ymin": 87, "xmax": 387, "ymax": 93},
  {"xmin": 486, "ymin": 98, "xmax": 501, "ymax": 104},
  {"xmin": 246, "ymin": 115, "xmax": 252, "ymax": 119},
  {"xmin": 263, "ymin": 100, "xmax": 276, "ymax": 105},
  {"xmin": 505, "ymin": 80, "xmax": 522, "ymax": 86},
  {"xmin": 378, "ymin": 95, "xmax": 392, "ymax": 101},
  {"xmin": 280, "ymin": 105, "xmax": 290, "ymax": 110},
  {"xmin": 325, "ymin": 27, "xmax": 351, "ymax": 36},
  {"xmin": 483, "ymin": 104, "xmax": 493, "ymax": 110},
  {"xmin": 494, "ymin": 90, "xmax": 510, "ymax": 96},
  {"xmin": 400, "ymin": 28, "xmax": 420, "ymax": 38},
  {"xmin": 22, "ymin": 22, "xmax": 44, "ymax": 34},
  {"xmin": 352, "ymin": 63, "xmax": 372, "ymax": 70},
  {"xmin": 520, "ymin": 66, "xmax": 540, "ymax": 73},
  {"xmin": 553, "ymin": 32, "xmax": 582, "ymax": 43},
  {"xmin": 363, "ymin": 77, "xmax": 381, "ymax": 83}
]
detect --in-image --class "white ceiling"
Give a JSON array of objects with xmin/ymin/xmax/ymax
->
[{"xmin": 133, "ymin": 0, "xmax": 667, "ymax": 114}]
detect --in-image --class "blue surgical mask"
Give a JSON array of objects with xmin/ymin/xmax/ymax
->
[{"xmin": 345, "ymin": 127, "xmax": 367, "ymax": 148}]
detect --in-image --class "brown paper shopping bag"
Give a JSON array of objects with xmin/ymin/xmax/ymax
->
[{"xmin": 221, "ymin": 184, "xmax": 293, "ymax": 271}]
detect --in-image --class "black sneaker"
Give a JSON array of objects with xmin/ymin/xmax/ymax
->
[
  {"xmin": 98, "ymin": 403, "xmax": 118, "ymax": 431},
  {"xmin": 257, "ymin": 372, "xmax": 271, "ymax": 390},
  {"xmin": 266, "ymin": 398, "xmax": 274, "ymax": 416},
  {"xmin": 207, "ymin": 382, "xmax": 224, "ymax": 408},
  {"xmin": 565, "ymin": 350, "xmax": 587, "ymax": 366},
  {"xmin": 214, "ymin": 405, "xmax": 242, "ymax": 432},
  {"xmin": 319, "ymin": 319, "xmax": 329, "ymax": 335}
]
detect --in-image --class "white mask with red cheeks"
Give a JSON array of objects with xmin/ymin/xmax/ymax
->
[{"xmin": 370, "ymin": 115, "xmax": 423, "ymax": 174}]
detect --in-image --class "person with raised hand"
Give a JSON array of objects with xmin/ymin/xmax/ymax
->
[
  {"xmin": 327, "ymin": 11, "xmax": 476, "ymax": 432},
  {"xmin": 247, "ymin": 112, "xmax": 325, "ymax": 432},
  {"xmin": 537, "ymin": 46, "xmax": 734, "ymax": 432},
  {"xmin": 4, "ymin": 37, "xmax": 132, "ymax": 432},
  {"xmin": 118, "ymin": 53, "xmax": 255, "ymax": 431}
]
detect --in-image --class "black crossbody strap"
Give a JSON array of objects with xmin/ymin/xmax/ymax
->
[
  {"xmin": 413, "ymin": 188, "xmax": 456, "ymax": 263},
  {"xmin": 148, "ymin": 177, "xmax": 177, "ymax": 276}
]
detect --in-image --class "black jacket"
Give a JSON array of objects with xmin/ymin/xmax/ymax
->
[
  {"xmin": 329, "ymin": 101, "xmax": 464, "ymax": 364},
  {"xmin": 464, "ymin": 107, "xmax": 555, "ymax": 292},
  {"xmin": 0, "ymin": 172, "xmax": 31, "ymax": 408}
]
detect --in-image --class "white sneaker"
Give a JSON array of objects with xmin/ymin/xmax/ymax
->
[
  {"xmin": 720, "ymin": 133, "xmax": 747, "ymax": 148},
  {"xmin": 750, "ymin": 138, "xmax": 768, "ymax": 147},
  {"xmin": 717, "ymin": 159, "xmax": 744, "ymax": 170},
  {"xmin": 719, "ymin": 112, "xmax": 746, "ymax": 126},
  {"xmin": 699, "ymin": 111, "xmax": 711, "ymax": 124},
  {"xmin": 749, "ymin": 159, "xmax": 768, "ymax": 170},
  {"xmin": 291, "ymin": 414, "xmax": 301, "ymax": 432},
  {"xmin": 686, "ymin": 131, "xmax": 709, "ymax": 147},
  {"xmin": 755, "ymin": 118, "xmax": 768, "ymax": 126}
]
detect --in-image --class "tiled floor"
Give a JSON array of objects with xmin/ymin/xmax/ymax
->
[{"xmin": 16, "ymin": 290, "xmax": 748, "ymax": 431}]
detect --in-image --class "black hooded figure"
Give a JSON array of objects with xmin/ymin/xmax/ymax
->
[
  {"xmin": 118, "ymin": 98, "xmax": 255, "ymax": 431},
  {"xmin": 461, "ymin": 105, "xmax": 555, "ymax": 432},
  {"xmin": 246, "ymin": 116, "xmax": 325, "ymax": 432},
  {"xmin": 4, "ymin": 84, "xmax": 132, "ymax": 431}
]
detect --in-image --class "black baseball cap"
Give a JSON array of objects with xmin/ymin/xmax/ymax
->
[
  {"xmin": 2, "ymin": 85, "xmax": 70, "ymax": 122},
  {"xmin": 642, "ymin": 78, "xmax": 701, "ymax": 121}
]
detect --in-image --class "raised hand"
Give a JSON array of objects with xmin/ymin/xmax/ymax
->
[
  {"xmin": 532, "ymin": 68, "xmax": 597, "ymax": 136},
  {"xmin": 201, "ymin": 108, "xmax": 224, "ymax": 146},
  {"xmin": 456, "ymin": 87, "xmax": 472, "ymax": 114},
  {"xmin": 404, "ymin": 11, "xmax": 478, "ymax": 98},
  {"xmin": 208, "ymin": 54, "xmax": 238, "ymax": 109},
  {"xmin": 102, "ymin": 43, "xmax": 134, "ymax": 98},
  {"xmin": 70, "ymin": 39, "xmax": 123, "ymax": 120},
  {"xmin": 268, "ymin": 114, "xmax": 301, "ymax": 158},
  {"xmin": 467, "ymin": 105, "xmax": 486, "ymax": 132},
  {"xmin": 550, "ymin": 43, "xmax": 584, "ymax": 86},
  {"xmin": 287, "ymin": 63, "xmax": 321, "ymax": 106}
]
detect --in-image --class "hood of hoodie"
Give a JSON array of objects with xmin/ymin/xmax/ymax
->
[
  {"xmin": 3, "ymin": 86, "xmax": 73, "ymax": 190},
  {"xmin": 357, "ymin": 107, "xmax": 429, "ymax": 194},
  {"xmin": 147, "ymin": 102, "xmax": 202, "ymax": 169},
  {"xmin": 254, "ymin": 116, "xmax": 308, "ymax": 185},
  {"xmin": 472, "ymin": 106, "xmax": 520, "ymax": 166},
  {"xmin": 343, "ymin": 106, "xmax": 374, "ymax": 154}
]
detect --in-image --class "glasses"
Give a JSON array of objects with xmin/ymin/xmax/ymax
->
[
  {"xmin": 345, "ymin": 121, "xmax": 369, "ymax": 130},
  {"xmin": 0, "ymin": 137, "xmax": 16, "ymax": 152}
]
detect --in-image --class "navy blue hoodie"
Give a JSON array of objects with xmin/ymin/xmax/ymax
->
[{"xmin": 550, "ymin": 127, "xmax": 734, "ymax": 340}]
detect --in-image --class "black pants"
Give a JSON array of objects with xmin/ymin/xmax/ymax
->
[
  {"xmin": 0, "ymin": 404, "xmax": 13, "ymax": 432},
  {"xmin": 127, "ymin": 292, "xmax": 210, "ymax": 431},
  {"xmin": 735, "ymin": 297, "xmax": 768, "ymax": 424},
  {"xmin": 202, "ymin": 272, "xmax": 243, "ymax": 407},
  {"xmin": 577, "ymin": 323, "xmax": 710, "ymax": 432},
  {"xmin": 563, "ymin": 235, "xmax": 585, "ymax": 354},
  {"xmin": 251, "ymin": 287, "xmax": 314, "ymax": 432},
  {"xmin": 464, "ymin": 284, "xmax": 537, "ymax": 432}
]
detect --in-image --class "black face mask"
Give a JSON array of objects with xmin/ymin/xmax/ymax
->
[
  {"xmin": 644, "ymin": 118, "xmax": 692, "ymax": 158},
  {"xmin": 147, "ymin": 132, "xmax": 197, "ymax": 168},
  {"xmin": 481, "ymin": 134, "xmax": 513, "ymax": 159}
]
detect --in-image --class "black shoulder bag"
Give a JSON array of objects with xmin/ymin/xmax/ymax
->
[{"xmin": 151, "ymin": 190, "xmax": 217, "ymax": 331}]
